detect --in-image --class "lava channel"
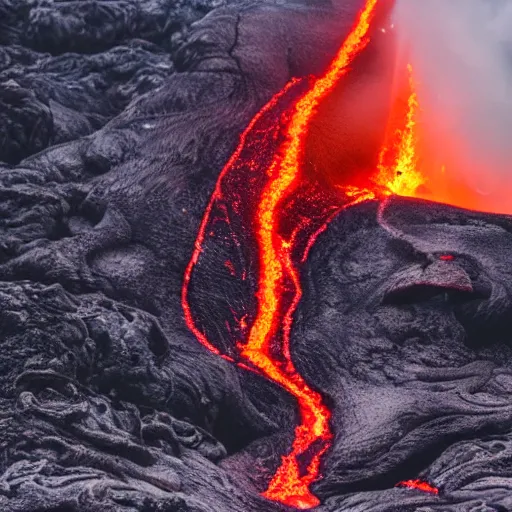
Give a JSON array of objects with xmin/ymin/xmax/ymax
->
[
  {"xmin": 182, "ymin": 0, "xmax": 385, "ymax": 508},
  {"xmin": 397, "ymin": 480, "xmax": 439, "ymax": 495},
  {"xmin": 182, "ymin": 0, "xmax": 443, "ymax": 507}
]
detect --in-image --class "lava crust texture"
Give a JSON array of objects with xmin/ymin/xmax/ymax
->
[{"xmin": 1, "ymin": 0, "xmax": 512, "ymax": 511}]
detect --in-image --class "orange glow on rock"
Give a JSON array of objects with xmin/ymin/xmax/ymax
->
[
  {"xmin": 183, "ymin": 0, "xmax": 382, "ymax": 509},
  {"xmin": 244, "ymin": 1, "xmax": 380, "ymax": 507},
  {"xmin": 397, "ymin": 479, "xmax": 439, "ymax": 495}
]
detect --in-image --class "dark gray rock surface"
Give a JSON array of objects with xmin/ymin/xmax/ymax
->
[{"xmin": 1, "ymin": 0, "xmax": 512, "ymax": 510}]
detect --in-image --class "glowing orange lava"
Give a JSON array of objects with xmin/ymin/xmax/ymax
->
[
  {"xmin": 374, "ymin": 63, "xmax": 425, "ymax": 197},
  {"xmin": 397, "ymin": 479, "xmax": 439, "ymax": 495},
  {"xmin": 183, "ymin": 0, "xmax": 448, "ymax": 507},
  {"xmin": 372, "ymin": 58, "xmax": 511, "ymax": 215},
  {"xmin": 245, "ymin": 1, "xmax": 380, "ymax": 507},
  {"xmin": 182, "ymin": 78, "xmax": 298, "ymax": 360},
  {"xmin": 183, "ymin": 0, "xmax": 382, "ymax": 509}
]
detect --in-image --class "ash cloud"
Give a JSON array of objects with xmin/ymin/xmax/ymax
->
[{"xmin": 392, "ymin": 0, "xmax": 512, "ymax": 197}]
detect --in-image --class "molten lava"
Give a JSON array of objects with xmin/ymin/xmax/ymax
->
[
  {"xmin": 245, "ymin": 1, "xmax": 381, "ymax": 507},
  {"xmin": 397, "ymin": 480, "xmax": 440, "ymax": 495},
  {"xmin": 183, "ymin": 0, "xmax": 448, "ymax": 507},
  {"xmin": 375, "ymin": 63, "xmax": 425, "ymax": 196},
  {"xmin": 183, "ymin": 0, "xmax": 384, "ymax": 508}
]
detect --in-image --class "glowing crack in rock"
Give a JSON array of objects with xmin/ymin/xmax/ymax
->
[
  {"xmin": 183, "ymin": 0, "xmax": 382, "ymax": 508},
  {"xmin": 397, "ymin": 479, "xmax": 440, "ymax": 495}
]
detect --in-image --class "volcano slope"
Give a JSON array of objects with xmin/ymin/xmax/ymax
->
[{"xmin": 1, "ymin": 0, "xmax": 512, "ymax": 511}]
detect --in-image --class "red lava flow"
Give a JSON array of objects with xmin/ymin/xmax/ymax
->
[{"xmin": 182, "ymin": 0, "xmax": 445, "ymax": 507}]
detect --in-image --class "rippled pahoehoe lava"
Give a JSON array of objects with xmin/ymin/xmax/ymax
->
[{"xmin": 182, "ymin": 0, "xmax": 443, "ymax": 507}]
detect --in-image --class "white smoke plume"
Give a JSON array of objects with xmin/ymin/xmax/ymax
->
[{"xmin": 392, "ymin": 0, "xmax": 512, "ymax": 200}]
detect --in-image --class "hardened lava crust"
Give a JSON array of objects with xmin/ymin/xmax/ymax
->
[{"xmin": 1, "ymin": 0, "xmax": 512, "ymax": 511}]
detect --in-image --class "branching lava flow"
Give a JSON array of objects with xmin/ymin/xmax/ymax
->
[{"xmin": 182, "ymin": 0, "xmax": 442, "ymax": 507}]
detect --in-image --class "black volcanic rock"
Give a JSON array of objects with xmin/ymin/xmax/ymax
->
[{"xmin": 1, "ymin": 0, "xmax": 512, "ymax": 511}]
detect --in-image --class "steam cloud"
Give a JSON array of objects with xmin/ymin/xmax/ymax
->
[{"xmin": 393, "ymin": 0, "xmax": 512, "ymax": 198}]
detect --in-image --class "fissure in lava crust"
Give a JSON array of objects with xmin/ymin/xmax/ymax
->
[{"xmin": 182, "ymin": 0, "xmax": 440, "ymax": 508}]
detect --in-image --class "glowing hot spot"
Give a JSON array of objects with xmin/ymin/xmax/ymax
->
[
  {"xmin": 397, "ymin": 479, "xmax": 439, "ymax": 495},
  {"xmin": 183, "ymin": 0, "xmax": 447, "ymax": 507}
]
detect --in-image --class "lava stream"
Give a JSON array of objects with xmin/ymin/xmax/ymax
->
[
  {"xmin": 183, "ymin": 0, "xmax": 382, "ymax": 509},
  {"xmin": 245, "ymin": 0, "xmax": 380, "ymax": 507}
]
